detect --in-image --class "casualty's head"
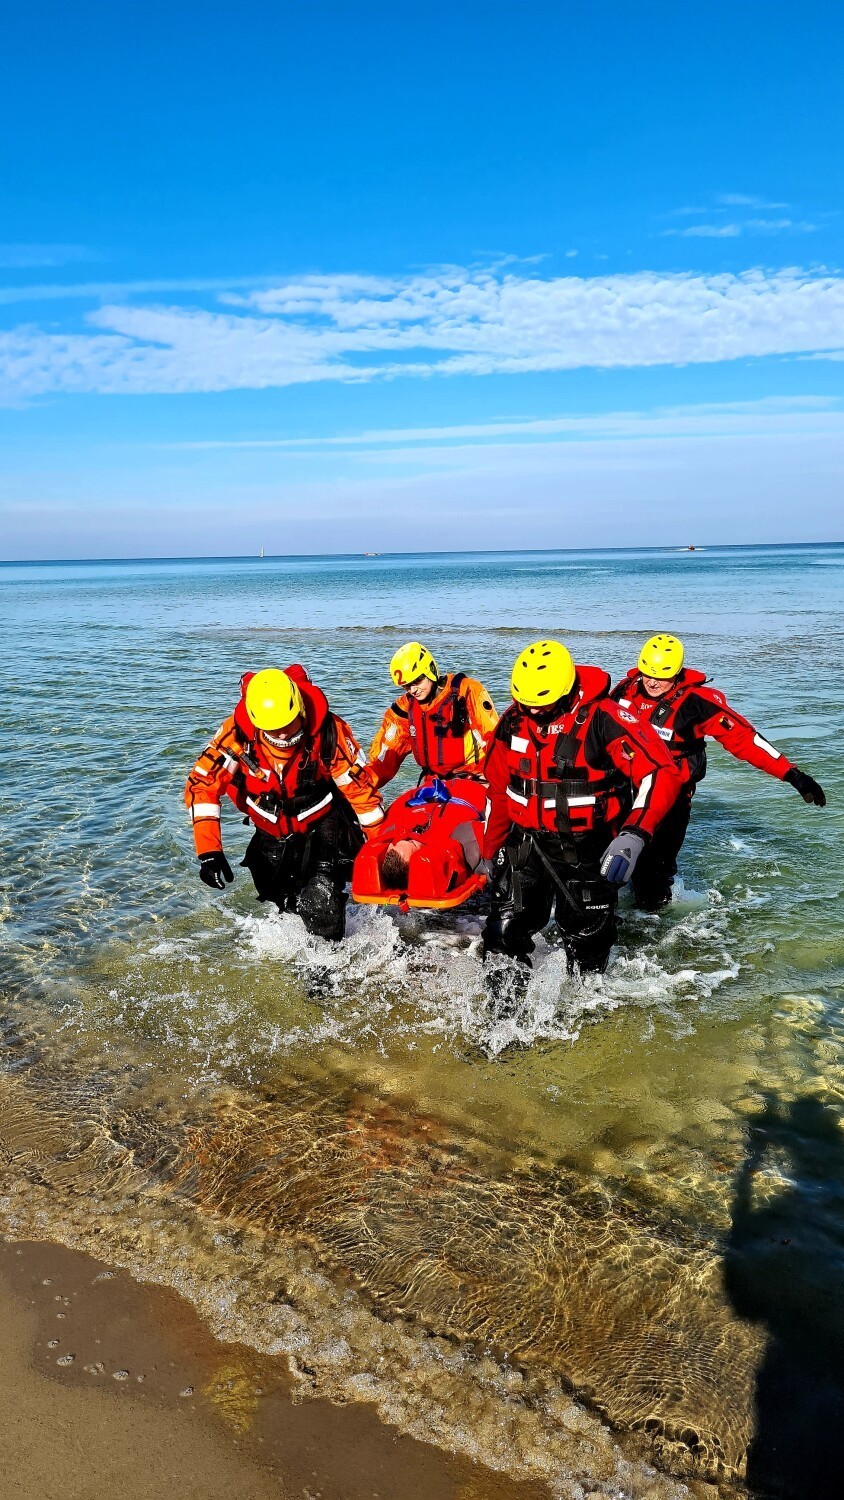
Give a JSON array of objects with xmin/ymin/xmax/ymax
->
[
  {"xmin": 389, "ymin": 641, "xmax": 439, "ymax": 703},
  {"xmin": 381, "ymin": 837, "xmax": 422, "ymax": 889},
  {"xmin": 510, "ymin": 639, "xmax": 576, "ymax": 717},
  {"xmin": 637, "ymin": 634, "xmax": 685, "ymax": 699},
  {"xmin": 245, "ymin": 668, "xmax": 305, "ymax": 745}
]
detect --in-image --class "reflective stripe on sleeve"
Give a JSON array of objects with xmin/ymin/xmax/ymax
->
[
  {"xmin": 753, "ymin": 733, "xmax": 781, "ymax": 760},
  {"xmin": 333, "ymin": 769, "xmax": 354, "ymax": 786},
  {"xmin": 192, "ymin": 764, "xmax": 210, "ymax": 776},
  {"xmin": 191, "ymin": 802, "xmax": 221, "ymax": 820},
  {"xmin": 357, "ymin": 807, "xmax": 384, "ymax": 826},
  {"xmin": 506, "ymin": 786, "xmax": 529, "ymax": 806},
  {"xmin": 632, "ymin": 773, "xmax": 654, "ymax": 810}
]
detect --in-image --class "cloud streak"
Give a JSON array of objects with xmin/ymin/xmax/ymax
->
[
  {"xmin": 3, "ymin": 265, "xmax": 844, "ymax": 401},
  {"xmin": 0, "ymin": 243, "xmax": 101, "ymax": 269}
]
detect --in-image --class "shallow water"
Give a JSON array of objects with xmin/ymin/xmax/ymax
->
[{"xmin": 1, "ymin": 545, "xmax": 842, "ymax": 1496}]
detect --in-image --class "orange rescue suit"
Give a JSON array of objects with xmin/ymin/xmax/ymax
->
[
  {"xmin": 483, "ymin": 665, "xmax": 682, "ymax": 859},
  {"xmin": 368, "ymin": 672, "xmax": 498, "ymax": 787},
  {"xmin": 185, "ymin": 664, "xmax": 385, "ymax": 858}
]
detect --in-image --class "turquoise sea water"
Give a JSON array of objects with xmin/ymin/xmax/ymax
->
[{"xmin": 1, "ymin": 545, "xmax": 842, "ymax": 1496}]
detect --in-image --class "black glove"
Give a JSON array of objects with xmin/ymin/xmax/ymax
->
[
  {"xmin": 784, "ymin": 767, "xmax": 826, "ymax": 808},
  {"xmin": 600, "ymin": 830, "xmax": 646, "ymax": 886},
  {"xmin": 199, "ymin": 851, "xmax": 234, "ymax": 889}
]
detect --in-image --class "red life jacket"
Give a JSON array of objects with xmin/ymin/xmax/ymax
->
[
  {"xmin": 406, "ymin": 672, "xmax": 473, "ymax": 775},
  {"xmin": 613, "ymin": 668, "xmax": 708, "ymax": 781},
  {"xmin": 227, "ymin": 664, "xmax": 338, "ymax": 838},
  {"xmin": 497, "ymin": 666, "xmax": 631, "ymax": 844}
]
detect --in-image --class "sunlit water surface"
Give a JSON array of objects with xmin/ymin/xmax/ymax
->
[{"xmin": 1, "ymin": 547, "xmax": 842, "ymax": 1498}]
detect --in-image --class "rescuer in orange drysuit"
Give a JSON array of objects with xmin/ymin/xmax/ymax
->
[
  {"xmin": 185, "ymin": 665, "xmax": 384, "ymax": 940},
  {"xmin": 610, "ymin": 633, "xmax": 826, "ymax": 910},
  {"xmin": 482, "ymin": 640, "xmax": 682, "ymax": 975},
  {"xmin": 368, "ymin": 641, "xmax": 498, "ymax": 788}
]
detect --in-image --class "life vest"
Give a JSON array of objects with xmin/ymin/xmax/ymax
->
[
  {"xmin": 405, "ymin": 672, "xmax": 474, "ymax": 776},
  {"xmin": 613, "ymin": 668, "xmax": 708, "ymax": 782},
  {"xmin": 497, "ymin": 666, "xmax": 630, "ymax": 850},
  {"xmin": 226, "ymin": 664, "xmax": 339, "ymax": 838}
]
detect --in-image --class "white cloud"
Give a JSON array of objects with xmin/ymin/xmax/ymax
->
[
  {"xmin": 0, "ymin": 243, "xmax": 100, "ymax": 269},
  {"xmin": 664, "ymin": 218, "xmax": 815, "ymax": 239},
  {"xmin": 717, "ymin": 194, "xmax": 790, "ymax": 209},
  {"xmin": 668, "ymin": 224, "xmax": 743, "ymax": 239},
  {"xmin": 3, "ymin": 265, "xmax": 844, "ymax": 401},
  {"xmin": 171, "ymin": 397, "xmax": 844, "ymax": 452}
]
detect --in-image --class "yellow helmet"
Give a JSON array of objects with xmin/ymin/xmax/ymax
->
[
  {"xmin": 245, "ymin": 668, "xmax": 304, "ymax": 730},
  {"xmin": 390, "ymin": 641, "xmax": 439, "ymax": 688},
  {"xmin": 638, "ymin": 634, "xmax": 685, "ymax": 680},
  {"xmin": 510, "ymin": 639, "xmax": 576, "ymax": 707}
]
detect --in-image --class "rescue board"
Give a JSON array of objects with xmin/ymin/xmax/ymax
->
[{"xmin": 352, "ymin": 778, "xmax": 488, "ymax": 911}]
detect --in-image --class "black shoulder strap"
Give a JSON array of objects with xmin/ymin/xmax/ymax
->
[
  {"xmin": 449, "ymin": 672, "xmax": 469, "ymax": 733},
  {"xmin": 390, "ymin": 699, "xmax": 408, "ymax": 718},
  {"xmin": 319, "ymin": 714, "xmax": 338, "ymax": 769}
]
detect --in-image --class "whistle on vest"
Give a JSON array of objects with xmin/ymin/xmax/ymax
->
[{"xmin": 251, "ymin": 789, "xmax": 282, "ymax": 818}]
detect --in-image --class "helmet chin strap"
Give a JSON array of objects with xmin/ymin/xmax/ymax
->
[{"xmin": 262, "ymin": 727, "xmax": 305, "ymax": 749}]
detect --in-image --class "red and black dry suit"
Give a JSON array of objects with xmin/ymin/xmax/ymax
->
[
  {"xmin": 610, "ymin": 666, "xmax": 796, "ymax": 909},
  {"xmin": 185, "ymin": 665, "xmax": 384, "ymax": 940},
  {"xmin": 482, "ymin": 666, "xmax": 681, "ymax": 972}
]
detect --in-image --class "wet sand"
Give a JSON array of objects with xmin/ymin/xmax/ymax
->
[{"xmin": 0, "ymin": 1237, "xmax": 550, "ymax": 1500}]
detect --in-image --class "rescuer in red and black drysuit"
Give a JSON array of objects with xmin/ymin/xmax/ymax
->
[
  {"xmin": 610, "ymin": 634, "xmax": 826, "ymax": 911},
  {"xmin": 185, "ymin": 665, "xmax": 384, "ymax": 940},
  {"xmin": 481, "ymin": 641, "xmax": 682, "ymax": 975}
]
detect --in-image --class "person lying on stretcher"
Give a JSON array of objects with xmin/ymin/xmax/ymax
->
[{"xmin": 351, "ymin": 777, "xmax": 490, "ymax": 909}]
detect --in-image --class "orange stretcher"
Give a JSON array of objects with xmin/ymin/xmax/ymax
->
[{"xmin": 351, "ymin": 777, "xmax": 488, "ymax": 911}]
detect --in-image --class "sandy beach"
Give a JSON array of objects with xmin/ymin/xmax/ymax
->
[{"xmin": 0, "ymin": 1237, "xmax": 550, "ymax": 1500}]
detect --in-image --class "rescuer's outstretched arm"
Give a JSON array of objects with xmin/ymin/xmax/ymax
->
[
  {"xmin": 368, "ymin": 702, "xmax": 413, "ymax": 788},
  {"xmin": 329, "ymin": 715, "xmax": 386, "ymax": 834}
]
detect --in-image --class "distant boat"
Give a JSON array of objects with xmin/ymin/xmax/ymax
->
[
  {"xmin": 259, "ymin": 544, "xmax": 265, "ymax": 559},
  {"xmin": 363, "ymin": 551, "xmax": 380, "ymax": 557}
]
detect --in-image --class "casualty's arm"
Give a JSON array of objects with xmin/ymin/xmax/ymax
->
[
  {"xmin": 367, "ymin": 702, "xmax": 412, "ymax": 788},
  {"xmin": 331, "ymin": 716, "xmax": 386, "ymax": 835}
]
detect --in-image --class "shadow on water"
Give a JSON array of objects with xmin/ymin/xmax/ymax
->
[{"xmin": 723, "ymin": 1093, "xmax": 844, "ymax": 1499}]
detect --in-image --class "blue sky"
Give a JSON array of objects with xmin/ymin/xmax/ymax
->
[{"xmin": 1, "ymin": 0, "xmax": 843, "ymax": 557}]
